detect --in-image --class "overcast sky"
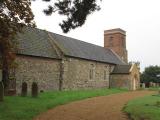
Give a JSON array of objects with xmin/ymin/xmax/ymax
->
[{"xmin": 31, "ymin": 0, "xmax": 160, "ymax": 72}]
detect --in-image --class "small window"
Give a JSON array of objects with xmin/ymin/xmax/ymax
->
[
  {"xmin": 89, "ymin": 64, "xmax": 95, "ymax": 80},
  {"xmin": 104, "ymin": 66, "xmax": 109, "ymax": 80},
  {"xmin": 109, "ymin": 65, "xmax": 112, "ymax": 73},
  {"xmin": 109, "ymin": 36, "xmax": 113, "ymax": 47}
]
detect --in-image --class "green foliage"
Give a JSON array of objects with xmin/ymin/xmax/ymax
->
[
  {"xmin": 41, "ymin": 0, "xmax": 101, "ymax": 33},
  {"xmin": 0, "ymin": 88, "xmax": 127, "ymax": 120},
  {"xmin": 124, "ymin": 95, "xmax": 160, "ymax": 120},
  {"xmin": 31, "ymin": 82, "xmax": 38, "ymax": 98},
  {"xmin": 21, "ymin": 82, "xmax": 28, "ymax": 97},
  {"xmin": 0, "ymin": 0, "xmax": 35, "ymax": 92},
  {"xmin": 141, "ymin": 65, "xmax": 160, "ymax": 83},
  {"xmin": 0, "ymin": 81, "xmax": 4, "ymax": 101}
]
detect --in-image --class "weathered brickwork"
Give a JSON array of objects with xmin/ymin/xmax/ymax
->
[
  {"xmin": 15, "ymin": 55, "xmax": 61, "ymax": 93},
  {"xmin": 104, "ymin": 29, "xmax": 128, "ymax": 63},
  {"xmin": 62, "ymin": 57, "xmax": 115, "ymax": 90}
]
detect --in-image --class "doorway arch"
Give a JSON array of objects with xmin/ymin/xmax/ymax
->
[{"xmin": 133, "ymin": 74, "xmax": 138, "ymax": 90}]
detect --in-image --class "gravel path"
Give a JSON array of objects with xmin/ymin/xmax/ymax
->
[{"xmin": 34, "ymin": 90, "xmax": 155, "ymax": 120}]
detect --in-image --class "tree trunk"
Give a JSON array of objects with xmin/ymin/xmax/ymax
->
[{"xmin": 2, "ymin": 56, "xmax": 10, "ymax": 95}]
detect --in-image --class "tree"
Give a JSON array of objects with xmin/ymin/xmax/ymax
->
[
  {"xmin": 0, "ymin": 0, "xmax": 35, "ymax": 94},
  {"xmin": 41, "ymin": 0, "xmax": 101, "ymax": 33},
  {"xmin": 0, "ymin": 0, "xmax": 101, "ymax": 94},
  {"xmin": 141, "ymin": 65, "xmax": 160, "ymax": 84}
]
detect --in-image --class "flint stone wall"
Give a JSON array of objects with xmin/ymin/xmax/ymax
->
[
  {"xmin": 110, "ymin": 64, "xmax": 140, "ymax": 90},
  {"xmin": 15, "ymin": 55, "xmax": 60, "ymax": 93},
  {"xmin": 15, "ymin": 55, "xmax": 117, "ymax": 92},
  {"xmin": 110, "ymin": 74, "xmax": 131, "ymax": 89},
  {"xmin": 62, "ymin": 57, "xmax": 115, "ymax": 90}
]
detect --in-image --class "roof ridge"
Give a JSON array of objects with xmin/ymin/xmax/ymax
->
[
  {"xmin": 52, "ymin": 32, "xmax": 103, "ymax": 48},
  {"xmin": 108, "ymin": 49, "xmax": 126, "ymax": 64},
  {"xmin": 30, "ymin": 26, "xmax": 118, "ymax": 52},
  {"xmin": 31, "ymin": 26, "xmax": 104, "ymax": 49}
]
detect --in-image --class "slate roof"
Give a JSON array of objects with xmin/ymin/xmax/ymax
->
[
  {"xmin": 16, "ymin": 27, "xmax": 60, "ymax": 59},
  {"xmin": 111, "ymin": 65, "xmax": 132, "ymax": 74},
  {"xmin": 16, "ymin": 27, "xmax": 125, "ymax": 65}
]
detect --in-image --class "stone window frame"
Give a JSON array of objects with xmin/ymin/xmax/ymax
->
[
  {"xmin": 104, "ymin": 65, "xmax": 110, "ymax": 80},
  {"xmin": 89, "ymin": 64, "xmax": 95, "ymax": 80}
]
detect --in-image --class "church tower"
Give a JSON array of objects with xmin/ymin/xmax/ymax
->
[{"xmin": 104, "ymin": 28, "xmax": 128, "ymax": 63}]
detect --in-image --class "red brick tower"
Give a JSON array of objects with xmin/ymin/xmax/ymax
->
[{"xmin": 104, "ymin": 28, "xmax": 128, "ymax": 63}]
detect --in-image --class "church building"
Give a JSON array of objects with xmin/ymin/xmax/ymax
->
[{"xmin": 5, "ymin": 27, "xmax": 140, "ymax": 94}]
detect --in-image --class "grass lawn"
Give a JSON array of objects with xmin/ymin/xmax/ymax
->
[
  {"xmin": 0, "ymin": 88, "xmax": 127, "ymax": 120},
  {"xmin": 124, "ymin": 92, "xmax": 160, "ymax": 120},
  {"xmin": 147, "ymin": 87, "xmax": 160, "ymax": 91}
]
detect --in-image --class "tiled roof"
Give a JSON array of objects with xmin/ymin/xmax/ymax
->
[
  {"xmin": 49, "ymin": 32, "xmax": 125, "ymax": 65},
  {"xmin": 15, "ymin": 27, "xmax": 125, "ymax": 65},
  {"xmin": 16, "ymin": 27, "xmax": 60, "ymax": 59},
  {"xmin": 111, "ymin": 65, "xmax": 132, "ymax": 74}
]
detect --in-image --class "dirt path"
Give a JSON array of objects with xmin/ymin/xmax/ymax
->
[{"xmin": 34, "ymin": 90, "xmax": 155, "ymax": 120}]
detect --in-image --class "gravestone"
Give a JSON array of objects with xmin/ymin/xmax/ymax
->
[
  {"xmin": 152, "ymin": 83, "xmax": 156, "ymax": 87},
  {"xmin": 149, "ymin": 82, "xmax": 153, "ymax": 87},
  {"xmin": 0, "ymin": 70, "xmax": 3, "ymax": 101},
  {"xmin": 0, "ymin": 81, "xmax": 4, "ymax": 102},
  {"xmin": 32, "ymin": 82, "xmax": 38, "ymax": 97},
  {"xmin": 0, "ymin": 70, "xmax": 4, "ymax": 101},
  {"xmin": 21, "ymin": 82, "xmax": 28, "ymax": 97},
  {"xmin": 142, "ymin": 83, "xmax": 145, "ymax": 89},
  {"xmin": 156, "ymin": 83, "xmax": 159, "ymax": 87}
]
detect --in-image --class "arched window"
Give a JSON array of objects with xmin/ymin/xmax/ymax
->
[
  {"xmin": 104, "ymin": 66, "xmax": 110, "ymax": 80},
  {"xmin": 89, "ymin": 64, "xmax": 95, "ymax": 80}
]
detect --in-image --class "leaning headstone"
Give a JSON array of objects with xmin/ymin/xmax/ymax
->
[
  {"xmin": 142, "ymin": 83, "xmax": 145, "ymax": 89},
  {"xmin": 149, "ymin": 82, "xmax": 153, "ymax": 87},
  {"xmin": 156, "ymin": 83, "xmax": 159, "ymax": 87},
  {"xmin": 0, "ymin": 81, "xmax": 4, "ymax": 102},
  {"xmin": 153, "ymin": 83, "xmax": 155, "ymax": 87},
  {"xmin": 31, "ymin": 82, "xmax": 38, "ymax": 97},
  {"xmin": 21, "ymin": 82, "xmax": 28, "ymax": 97}
]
